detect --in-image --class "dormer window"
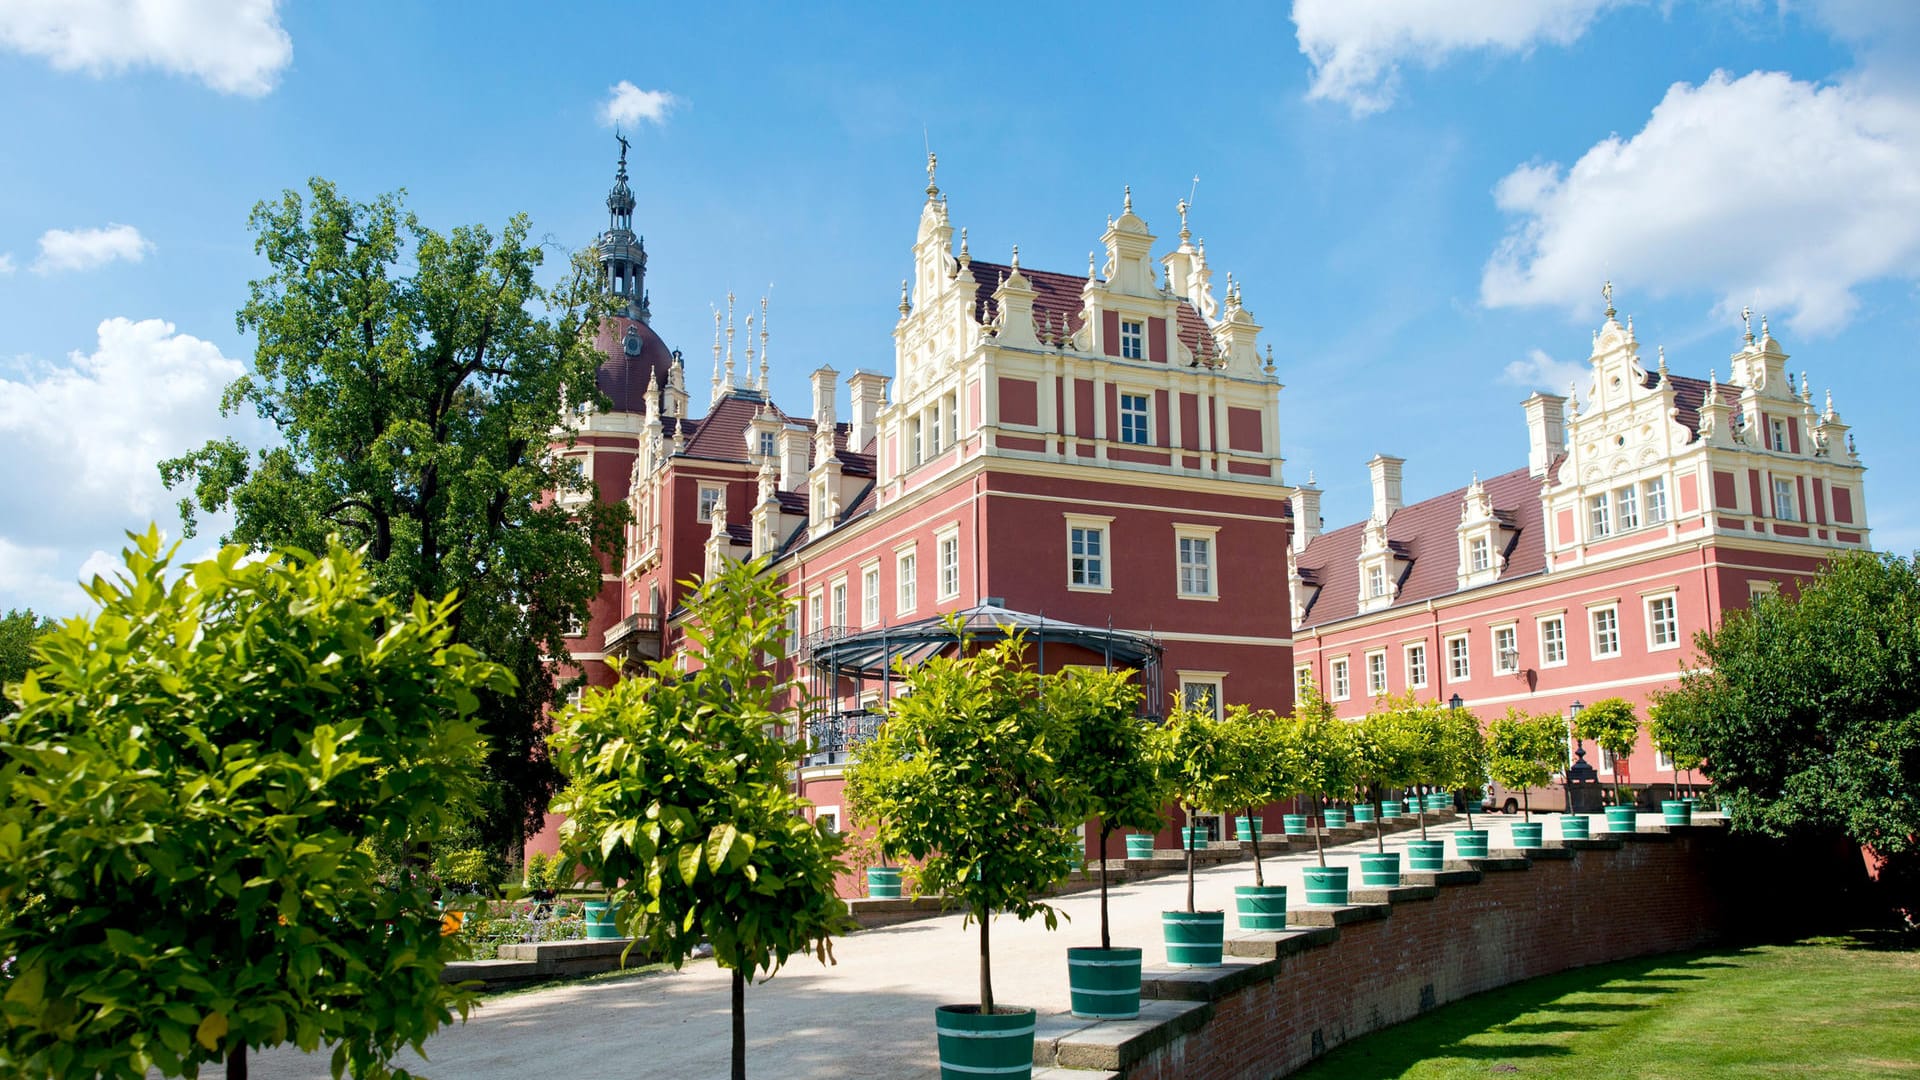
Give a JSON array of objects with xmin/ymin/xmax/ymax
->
[
  {"xmin": 1367, "ymin": 565, "xmax": 1387, "ymax": 599},
  {"xmin": 1469, "ymin": 537, "xmax": 1490, "ymax": 573},
  {"xmin": 1120, "ymin": 319, "xmax": 1145, "ymax": 360},
  {"xmin": 1770, "ymin": 418, "xmax": 1788, "ymax": 452},
  {"xmin": 759, "ymin": 431, "xmax": 776, "ymax": 459}
]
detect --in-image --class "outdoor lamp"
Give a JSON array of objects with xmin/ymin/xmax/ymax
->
[{"xmin": 1448, "ymin": 693, "xmax": 1463, "ymax": 710}]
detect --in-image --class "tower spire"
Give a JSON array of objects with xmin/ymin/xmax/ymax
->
[
  {"xmin": 724, "ymin": 292, "xmax": 737, "ymax": 390},
  {"xmin": 758, "ymin": 294, "xmax": 771, "ymax": 393},
  {"xmin": 599, "ymin": 132, "xmax": 648, "ymax": 321}
]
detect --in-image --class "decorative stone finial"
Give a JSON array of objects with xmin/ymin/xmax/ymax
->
[
  {"xmin": 926, "ymin": 151, "xmax": 938, "ymax": 199},
  {"xmin": 1742, "ymin": 305, "xmax": 1754, "ymax": 344},
  {"xmin": 1265, "ymin": 343, "xmax": 1276, "ymax": 375},
  {"xmin": 958, "ymin": 227, "xmax": 969, "ymax": 263},
  {"xmin": 1825, "ymin": 388, "xmax": 1834, "ymax": 418},
  {"xmin": 1762, "ymin": 314, "xmax": 1772, "ymax": 341},
  {"xmin": 898, "ymin": 279, "xmax": 910, "ymax": 316},
  {"xmin": 1010, "ymin": 244, "xmax": 1020, "ymax": 271},
  {"xmin": 1602, "ymin": 279, "xmax": 1615, "ymax": 321},
  {"xmin": 1123, "ymin": 185, "xmax": 1133, "ymax": 214},
  {"xmin": 1800, "ymin": 371, "xmax": 1810, "ymax": 401},
  {"xmin": 1088, "ymin": 251, "xmax": 1097, "ymax": 281},
  {"xmin": 724, "ymin": 292, "xmax": 737, "ymax": 389},
  {"xmin": 1177, "ymin": 197, "xmax": 1191, "ymax": 241},
  {"xmin": 759, "ymin": 296, "xmax": 771, "ymax": 392},
  {"xmin": 1307, "ymin": 469, "xmax": 1317, "ymax": 486}
]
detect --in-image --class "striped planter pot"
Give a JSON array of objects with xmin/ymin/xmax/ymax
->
[
  {"xmin": 1426, "ymin": 792, "xmax": 1453, "ymax": 812},
  {"xmin": 1234, "ymin": 885, "xmax": 1288, "ymax": 932},
  {"xmin": 866, "ymin": 867, "xmax": 902, "ymax": 898},
  {"xmin": 935, "ymin": 1004, "xmax": 1035, "ymax": 1080},
  {"xmin": 1511, "ymin": 822, "xmax": 1545, "ymax": 849},
  {"xmin": 1303, "ymin": 866, "xmax": 1350, "ymax": 905},
  {"xmin": 1283, "ymin": 814, "xmax": 1310, "ymax": 836},
  {"xmin": 1359, "ymin": 851, "xmax": 1401, "ymax": 887},
  {"xmin": 1065, "ymin": 947, "xmax": 1141, "ymax": 1020},
  {"xmin": 1352, "ymin": 804, "xmax": 1378, "ymax": 824},
  {"xmin": 1454, "ymin": 830, "xmax": 1490, "ymax": 859},
  {"xmin": 582, "ymin": 901, "xmax": 620, "ymax": 940},
  {"xmin": 1379, "ymin": 801, "xmax": 1401, "ymax": 822},
  {"xmin": 1662, "ymin": 800, "xmax": 1692, "ymax": 826},
  {"xmin": 1323, "ymin": 807, "xmax": 1349, "ymax": 828},
  {"xmin": 1561, "ymin": 814, "xmax": 1590, "ymax": 840},
  {"xmin": 1407, "ymin": 840, "xmax": 1446, "ymax": 871},
  {"xmin": 1605, "ymin": 806, "xmax": 1638, "ymax": 834},
  {"xmin": 1161, "ymin": 910, "xmax": 1225, "ymax": 967},
  {"xmin": 1124, "ymin": 834, "xmax": 1156, "ymax": 860},
  {"xmin": 1233, "ymin": 816, "xmax": 1264, "ymax": 841},
  {"xmin": 1181, "ymin": 827, "xmax": 1209, "ymax": 851}
]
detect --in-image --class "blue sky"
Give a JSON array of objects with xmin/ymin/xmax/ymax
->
[{"xmin": 3, "ymin": 1, "xmax": 1917, "ymax": 615}]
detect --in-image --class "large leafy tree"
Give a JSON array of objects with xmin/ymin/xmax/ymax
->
[
  {"xmin": 1655, "ymin": 551, "xmax": 1920, "ymax": 908},
  {"xmin": 1574, "ymin": 698, "xmax": 1641, "ymax": 802},
  {"xmin": 160, "ymin": 180, "xmax": 626, "ymax": 856},
  {"xmin": 844, "ymin": 628, "xmax": 1078, "ymax": 1014},
  {"xmin": 0, "ymin": 530, "xmax": 503, "ymax": 1079},
  {"xmin": 0, "ymin": 609, "xmax": 54, "ymax": 715},
  {"xmin": 548, "ymin": 559, "xmax": 849, "ymax": 1080},
  {"xmin": 1050, "ymin": 667, "xmax": 1162, "ymax": 951},
  {"xmin": 1488, "ymin": 709, "xmax": 1565, "ymax": 821}
]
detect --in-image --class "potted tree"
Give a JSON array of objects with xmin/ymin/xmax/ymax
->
[
  {"xmin": 1353, "ymin": 708, "xmax": 1418, "ymax": 887},
  {"xmin": 1151, "ymin": 701, "xmax": 1234, "ymax": 967},
  {"xmin": 1294, "ymin": 699, "xmax": 1356, "ymax": 904},
  {"xmin": 1220, "ymin": 706, "xmax": 1302, "ymax": 932},
  {"xmin": 1051, "ymin": 667, "xmax": 1163, "ymax": 1020},
  {"xmin": 1438, "ymin": 705, "xmax": 1491, "ymax": 860},
  {"xmin": 1487, "ymin": 709, "xmax": 1562, "ymax": 849},
  {"xmin": 550, "ymin": 560, "xmax": 852, "ymax": 1080},
  {"xmin": 1647, "ymin": 697, "xmax": 1702, "ymax": 825},
  {"xmin": 1575, "ymin": 697, "xmax": 1643, "ymax": 833},
  {"xmin": 843, "ymin": 626, "xmax": 1075, "ymax": 1080},
  {"xmin": 1399, "ymin": 698, "xmax": 1451, "ymax": 871}
]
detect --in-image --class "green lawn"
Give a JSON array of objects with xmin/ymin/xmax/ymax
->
[{"xmin": 1291, "ymin": 934, "xmax": 1920, "ymax": 1079}]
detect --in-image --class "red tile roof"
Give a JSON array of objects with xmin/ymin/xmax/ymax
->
[
  {"xmin": 967, "ymin": 261, "xmax": 1218, "ymax": 360},
  {"xmin": 1295, "ymin": 462, "xmax": 1556, "ymax": 630}
]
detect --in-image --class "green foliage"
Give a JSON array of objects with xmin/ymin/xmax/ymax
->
[
  {"xmin": 523, "ymin": 851, "xmax": 556, "ymax": 892},
  {"xmin": 1488, "ymin": 709, "xmax": 1565, "ymax": 804},
  {"xmin": 845, "ymin": 627, "xmax": 1078, "ymax": 1010},
  {"xmin": 0, "ymin": 528, "xmax": 506, "ymax": 1079},
  {"xmin": 1152, "ymin": 704, "xmax": 1238, "ymax": 816},
  {"xmin": 1574, "ymin": 698, "xmax": 1641, "ymax": 786},
  {"xmin": 1353, "ymin": 705, "xmax": 1423, "ymax": 796},
  {"xmin": 159, "ymin": 178, "xmax": 628, "ymax": 858},
  {"xmin": 1654, "ymin": 551, "xmax": 1920, "ymax": 860},
  {"xmin": 1052, "ymin": 668, "xmax": 1163, "ymax": 837},
  {"xmin": 0, "ymin": 609, "xmax": 54, "ymax": 716},
  {"xmin": 1291, "ymin": 693, "xmax": 1356, "ymax": 806},
  {"xmin": 1646, "ymin": 698, "xmax": 1703, "ymax": 774},
  {"xmin": 1434, "ymin": 705, "xmax": 1491, "ymax": 795},
  {"xmin": 549, "ymin": 559, "xmax": 850, "ymax": 986}
]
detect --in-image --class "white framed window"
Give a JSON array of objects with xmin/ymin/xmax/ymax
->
[
  {"xmin": 945, "ymin": 392, "xmax": 959, "ymax": 448},
  {"xmin": 928, "ymin": 401, "xmax": 944, "ymax": 456},
  {"xmin": 1773, "ymin": 477, "xmax": 1799, "ymax": 522},
  {"xmin": 698, "ymin": 485, "xmax": 723, "ymax": 523},
  {"xmin": 1540, "ymin": 615, "xmax": 1567, "ymax": 666},
  {"xmin": 1616, "ymin": 485, "xmax": 1640, "ymax": 531},
  {"xmin": 1469, "ymin": 537, "xmax": 1491, "ymax": 573},
  {"xmin": 758, "ymin": 430, "xmax": 776, "ymax": 459},
  {"xmin": 1655, "ymin": 749, "xmax": 1675, "ymax": 771},
  {"xmin": 784, "ymin": 602, "xmax": 800, "ymax": 653},
  {"xmin": 1067, "ymin": 516, "xmax": 1111, "ymax": 591},
  {"xmin": 908, "ymin": 415, "xmax": 925, "ymax": 467},
  {"xmin": 1749, "ymin": 579, "xmax": 1780, "ymax": 603},
  {"xmin": 1330, "ymin": 657, "xmax": 1351, "ymax": 701},
  {"xmin": 1295, "ymin": 666, "xmax": 1314, "ymax": 699},
  {"xmin": 808, "ymin": 591, "xmax": 823, "ymax": 636},
  {"xmin": 1178, "ymin": 673, "xmax": 1224, "ymax": 719},
  {"xmin": 1118, "ymin": 392, "xmax": 1150, "ymax": 445},
  {"xmin": 1175, "ymin": 526, "xmax": 1218, "ymax": 599},
  {"xmin": 1588, "ymin": 493, "xmax": 1612, "ymax": 538},
  {"xmin": 937, "ymin": 529, "xmax": 961, "ymax": 601},
  {"xmin": 1120, "ymin": 319, "xmax": 1146, "ymax": 360},
  {"xmin": 1645, "ymin": 477, "xmax": 1669, "ymax": 524},
  {"xmin": 1367, "ymin": 564, "xmax": 1388, "ymax": 599},
  {"xmin": 1591, "ymin": 605, "xmax": 1621, "ymax": 658},
  {"xmin": 831, "ymin": 578, "xmax": 848, "ymax": 631},
  {"xmin": 813, "ymin": 807, "xmax": 840, "ymax": 834},
  {"xmin": 563, "ymin": 608, "xmax": 586, "ymax": 638},
  {"xmin": 860, "ymin": 562, "xmax": 881, "ymax": 627},
  {"xmin": 1770, "ymin": 417, "xmax": 1789, "ymax": 452},
  {"xmin": 1598, "ymin": 745, "xmax": 1617, "ymax": 774},
  {"xmin": 896, "ymin": 548, "xmax": 918, "ymax": 615},
  {"xmin": 1447, "ymin": 634, "xmax": 1470, "ymax": 681},
  {"xmin": 1492, "ymin": 625, "xmax": 1519, "ymax": 674},
  {"xmin": 1647, "ymin": 595, "xmax": 1679, "ymax": 650},
  {"xmin": 1405, "ymin": 642, "xmax": 1428, "ymax": 689},
  {"xmin": 1366, "ymin": 650, "xmax": 1388, "ymax": 696}
]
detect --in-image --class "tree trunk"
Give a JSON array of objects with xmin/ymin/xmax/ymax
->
[
  {"xmin": 1246, "ymin": 805, "xmax": 1264, "ymax": 887},
  {"xmin": 1417, "ymin": 789, "xmax": 1428, "ymax": 841},
  {"xmin": 227, "ymin": 1047, "xmax": 247, "ymax": 1080},
  {"xmin": 978, "ymin": 906, "xmax": 994, "ymax": 1013},
  {"xmin": 1373, "ymin": 790, "xmax": 1385, "ymax": 854},
  {"xmin": 1314, "ymin": 799, "xmax": 1327, "ymax": 868},
  {"xmin": 731, "ymin": 967, "xmax": 746, "ymax": 1080},
  {"xmin": 1184, "ymin": 805, "xmax": 1197, "ymax": 913},
  {"xmin": 1523, "ymin": 787, "xmax": 1532, "ymax": 822},
  {"xmin": 1098, "ymin": 820, "xmax": 1113, "ymax": 951}
]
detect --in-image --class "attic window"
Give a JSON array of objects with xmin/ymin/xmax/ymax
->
[
  {"xmin": 759, "ymin": 431, "xmax": 776, "ymax": 459},
  {"xmin": 1367, "ymin": 565, "xmax": 1387, "ymax": 599},
  {"xmin": 1120, "ymin": 320, "xmax": 1145, "ymax": 360},
  {"xmin": 1469, "ymin": 537, "xmax": 1491, "ymax": 573}
]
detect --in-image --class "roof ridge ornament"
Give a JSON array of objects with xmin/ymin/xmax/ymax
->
[
  {"xmin": 926, "ymin": 151, "xmax": 938, "ymax": 200},
  {"xmin": 1602, "ymin": 279, "xmax": 1615, "ymax": 321},
  {"xmin": 1742, "ymin": 305, "xmax": 1754, "ymax": 344},
  {"xmin": 1123, "ymin": 185, "xmax": 1133, "ymax": 214}
]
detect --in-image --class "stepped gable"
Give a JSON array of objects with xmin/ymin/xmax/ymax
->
[
  {"xmin": 968, "ymin": 260, "xmax": 1217, "ymax": 358},
  {"xmin": 1295, "ymin": 462, "xmax": 1556, "ymax": 629},
  {"xmin": 592, "ymin": 315, "xmax": 676, "ymax": 414}
]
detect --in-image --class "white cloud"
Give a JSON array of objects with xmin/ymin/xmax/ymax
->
[
  {"xmin": 0, "ymin": 0, "xmax": 289, "ymax": 96},
  {"xmin": 0, "ymin": 253, "xmax": 13, "ymax": 274},
  {"xmin": 1481, "ymin": 69, "xmax": 1920, "ymax": 334},
  {"xmin": 0, "ymin": 317, "xmax": 257, "ymax": 615},
  {"xmin": 1292, "ymin": 0, "xmax": 1626, "ymax": 115},
  {"xmin": 600, "ymin": 81, "xmax": 679, "ymax": 128},
  {"xmin": 1501, "ymin": 347, "xmax": 1592, "ymax": 408},
  {"xmin": 33, "ymin": 224, "xmax": 153, "ymax": 274}
]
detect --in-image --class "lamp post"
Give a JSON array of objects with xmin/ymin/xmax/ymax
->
[
  {"xmin": 1565, "ymin": 700, "xmax": 1599, "ymax": 812},
  {"xmin": 1448, "ymin": 693, "xmax": 1463, "ymax": 710}
]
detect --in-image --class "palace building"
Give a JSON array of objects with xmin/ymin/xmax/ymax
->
[{"xmin": 535, "ymin": 144, "xmax": 1872, "ymax": 865}]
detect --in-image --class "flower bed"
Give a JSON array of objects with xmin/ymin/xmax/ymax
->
[{"xmin": 453, "ymin": 898, "xmax": 590, "ymax": 960}]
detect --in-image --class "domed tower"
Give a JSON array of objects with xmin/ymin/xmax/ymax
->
[{"xmin": 591, "ymin": 134, "xmax": 679, "ymax": 414}]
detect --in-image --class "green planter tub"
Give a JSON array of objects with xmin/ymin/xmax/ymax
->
[
  {"xmin": 1283, "ymin": 814, "xmax": 1310, "ymax": 836},
  {"xmin": 582, "ymin": 901, "xmax": 620, "ymax": 940},
  {"xmin": 1560, "ymin": 814, "xmax": 1590, "ymax": 840},
  {"xmin": 1234, "ymin": 885, "xmax": 1288, "ymax": 931},
  {"xmin": 1161, "ymin": 910, "xmax": 1225, "ymax": 967},
  {"xmin": 1662, "ymin": 800, "xmax": 1692, "ymax": 826},
  {"xmin": 1454, "ymin": 829, "xmax": 1490, "ymax": 859},
  {"xmin": 1407, "ymin": 839, "xmax": 1446, "ymax": 871},
  {"xmin": 866, "ymin": 866, "xmax": 903, "ymax": 898},
  {"xmin": 1426, "ymin": 792, "xmax": 1453, "ymax": 812},
  {"xmin": 1379, "ymin": 801, "xmax": 1400, "ymax": 822},
  {"xmin": 1233, "ymin": 816, "xmax": 1264, "ymax": 841},
  {"xmin": 1323, "ymin": 807, "xmax": 1349, "ymax": 828},
  {"xmin": 936, "ymin": 1004, "xmax": 1035, "ymax": 1080},
  {"xmin": 1124, "ymin": 834, "xmax": 1156, "ymax": 860},
  {"xmin": 1511, "ymin": 822, "xmax": 1544, "ymax": 848},
  {"xmin": 1352, "ymin": 804, "xmax": 1378, "ymax": 824},
  {"xmin": 1605, "ymin": 806, "xmax": 1638, "ymax": 834},
  {"xmin": 1066, "ymin": 946, "xmax": 1142, "ymax": 1020},
  {"xmin": 1181, "ymin": 826, "xmax": 1209, "ymax": 851},
  {"xmin": 1303, "ymin": 866, "xmax": 1350, "ymax": 905},
  {"xmin": 1063, "ymin": 842, "xmax": 1085, "ymax": 871},
  {"xmin": 1359, "ymin": 851, "xmax": 1402, "ymax": 887}
]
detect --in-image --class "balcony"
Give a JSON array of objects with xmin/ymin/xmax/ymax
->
[
  {"xmin": 803, "ymin": 709, "xmax": 884, "ymax": 767},
  {"xmin": 602, "ymin": 611, "xmax": 663, "ymax": 662}
]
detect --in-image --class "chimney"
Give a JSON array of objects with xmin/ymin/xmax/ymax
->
[
  {"xmin": 1367, "ymin": 454, "xmax": 1405, "ymax": 522},
  {"xmin": 778, "ymin": 427, "xmax": 807, "ymax": 491},
  {"xmin": 847, "ymin": 370, "xmax": 888, "ymax": 451},
  {"xmin": 1290, "ymin": 482, "xmax": 1322, "ymax": 553},
  {"xmin": 810, "ymin": 365, "xmax": 839, "ymax": 429},
  {"xmin": 1523, "ymin": 392, "xmax": 1568, "ymax": 478}
]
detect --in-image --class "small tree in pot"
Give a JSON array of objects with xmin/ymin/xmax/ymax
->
[
  {"xmin": 1647, "ymin": 697, "xmax": 1705, "ymax": 802},
  {"xmin": 1487, "ymin": 709, "xmax": 1564, "ymax": 821},
  {"xmin": 1150, "ymin": 701, "xmax": 1235, "ymax": 965},
  {"xmin": 1436, "ymin": 705, "xmax": 1489, "ymax": 832},
  {"xmin": 1292, "ymin": 694, "xmax": 1354, "ymax": 870},
  {"xmin": 1575, "ymin": 697, "xmax": 1642, "ymax": 805}
]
